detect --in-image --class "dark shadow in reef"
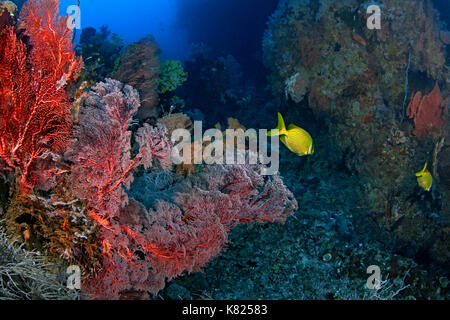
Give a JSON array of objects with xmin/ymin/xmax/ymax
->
[
  {"xmin": 432, "ymin": 0, "xmax": 450, "ymax": 26},
  {"xmin": 175, "ymin": 0, "xmax": 279, "ymax": 82}
]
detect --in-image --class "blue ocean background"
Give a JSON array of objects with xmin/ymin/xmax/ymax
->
[
  {"xmin": 58, "ymin": 0, "xmax": 279, "ymax": 71},
  {"xmin": 59, "ymin": 0, "xmax": 189, "ymax": 60}
]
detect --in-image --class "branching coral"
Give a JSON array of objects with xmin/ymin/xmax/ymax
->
[
  {"xmin": 62, "ymin": 78, "xmax": 174, "ymax": 298},
  {"xmin": 66, "ymin": 78, "xmax": 172, "ymax": 220},
  {"xmin": 0, "ymin": 0, "xmax": 81, "ymax": 193},
  {"xmin": 0, "ymin": 1, "xmax": 299, "ymax": 301},
  {"xmin": 63, "ymin": 78, "xmax": 297, "ymax": 299},
  {"xmin": 85, "ymin": 163, "xmax": 297, "ymax": 299}
]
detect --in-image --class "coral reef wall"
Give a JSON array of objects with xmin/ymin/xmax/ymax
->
[{"xmin": 264, "ymin": 0, "xmax": 449, "ymax": 265}]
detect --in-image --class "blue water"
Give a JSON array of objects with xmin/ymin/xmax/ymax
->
[
  {"xmin": 58, "ymin": 0, "xmax": 278, "ymax": 74},
  {"xmin": 59, "ymin": 0, "xmax": 190, "ymax": 60}
]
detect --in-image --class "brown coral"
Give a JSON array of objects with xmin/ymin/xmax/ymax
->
[
  {"xmin": 157, "ymin": 113, "xmax": 193, "ymax": 140},
  {"xmin": 352, "ymin": 32, "xmax": 366, "ymax": 46},
  {"xmin": 4, "ymin": 189, "xmax": 101, "ymax": 274},
  {"xmin": 71, "ymin": 81, "xmax": 89, "ymax": 124},
  {"xmin": 113, "ymin": 36, "xmax": 161, "ymax": 120},
  {"xmin": 175, "ymin": 140, "xmax": 206, "ymax": 177}
]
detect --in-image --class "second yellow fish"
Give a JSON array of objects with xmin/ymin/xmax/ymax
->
[
  {"xmin": 267, "ymin": 112, "xmax": 314, "ymax": 156},
  {"xmin": 415, "ymin": 162, "xmax": 433, "ymax": 191}
]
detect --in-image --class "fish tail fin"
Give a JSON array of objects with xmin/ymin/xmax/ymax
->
[
  {"xmin": 416, "ymin": 162, "xmax": 428, "ymax": 177},
  {"xmin": 267, "ymin": 112, "xmax": 288, "ymax": 137}
]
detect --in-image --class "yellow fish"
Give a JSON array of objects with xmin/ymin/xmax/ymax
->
[
  {"xmin": 415, "ymin": 162, "xmax": 433, "ymax": 191},
  {"xmin": 267, "ymin": 112, "xmax": 314, "ymax": 156}
]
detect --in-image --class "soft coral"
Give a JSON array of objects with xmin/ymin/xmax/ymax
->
[
  {"xmin": 407, "ymin": 83, "xmax": 444, "ymax": 139},
  {"xmin": 0, "ymin": 0, "xmax": 81, "ymax": 192},
  {"xmin": 66, "ymin": 78, "xmax": 172, "ymax": 221},
  {"xmin": 84, "ymin": 164, "xmax": 297, "ymax": 299}
]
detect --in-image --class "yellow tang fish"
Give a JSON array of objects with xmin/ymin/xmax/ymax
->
[
  {"xmin": 267, "ymin": 112, "xmax": 314, "ymax": 156},
  {"xmin": 415, "ymin": 162, "xmax": 433, "ymax": 191}
]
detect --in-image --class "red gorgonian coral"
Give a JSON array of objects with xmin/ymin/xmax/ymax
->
[
  {"xmin": 407, "ymin": 83, "xmax": 444, "ymax": 139},
  {"xmin": 68, "ymin": 80, "xmax": 297, "ymax": 299},
  {"xmin": 84, "ymin": 162, "xmax": 297, "ymax": 299},
  {"xmin": 0, "ymin": 0, "xmax": 81, "ymax": 192},
  {"xmin": 66, "ymin": 78, "xmax": 172, "ymax": 221}
]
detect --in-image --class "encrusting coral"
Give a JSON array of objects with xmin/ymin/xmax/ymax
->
[
  {"xmin": 4, "ymin": 189, "xmax": 101, "ymax": 275},
  {"xmin": 86, "ymin": 161, "xmax": 297, "ymax": 299}
]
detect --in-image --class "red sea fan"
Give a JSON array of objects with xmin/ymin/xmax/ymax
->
[
  {"xmin": 19, "ymin": 0, "xmax": 81, "ymax": 85},
  {"xmin": 0, "ymin": 0, "xmax": 81, "ymax": 192},
  {"xmin": 407, "ymin": 83, "xmax": 444, "ymax": 139},
  {"xmin": 66, "ymin": 78, "xmax": 173, "ymax": 220},
  {"xmin": 64, "ymin": 78, "xmax": 296, "ymax": 302},
  {"xmin": 85, "ymin": 163, "xmax": 297, "ymax": 299}
]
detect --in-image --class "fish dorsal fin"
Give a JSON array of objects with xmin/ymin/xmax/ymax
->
[
  {"xmin": 416, "ymin": 162, "xmax": 428, "ymax": 177},
  {"xmin": 268, "ymin": 113, "xmax": 287, "ymax": 137},
  {"xmin": 277, "ymin": 112, "xmax": 287, "ymax": 133}
]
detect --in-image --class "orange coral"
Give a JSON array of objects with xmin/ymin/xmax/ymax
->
[
  {"xmin": 227, "ymin": 117, "xmax": 246, "ymax": 131},
  {"xmin": 72, "ymin": 81, "xmax": 89, "ymax": 124},
  {"xmin": 157, "ymin": 113, "xmax": 193, "ymax": 139},
  {"xmin": 352, "ymin": 32, "xmax": 367, "ymax": 46}
]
